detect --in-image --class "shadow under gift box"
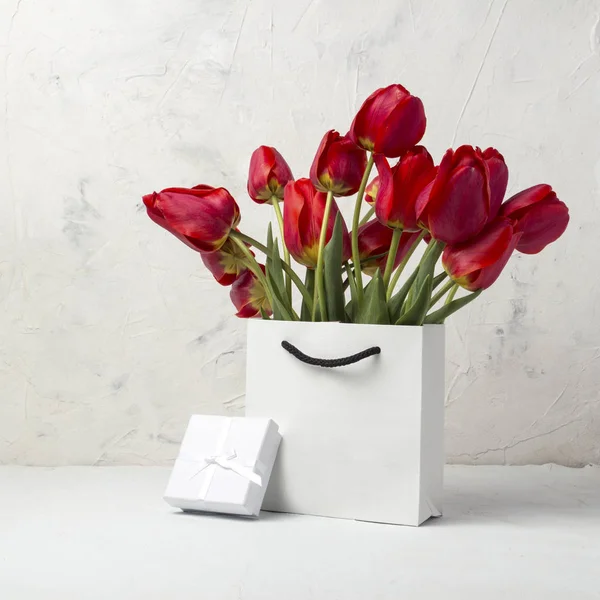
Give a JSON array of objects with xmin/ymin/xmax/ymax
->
[{"xmin": 245, "ymin": 320, "xmax": 445, "ymax": 526}]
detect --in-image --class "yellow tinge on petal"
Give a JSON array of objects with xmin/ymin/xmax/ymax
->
[
  {"xmin": 358, "ymin": 137, "xmax": 375, "ymax": 152},
  {"xmin": 249, "ymin": 277, "xmax": 272, "ymax": 314},
  {"xmin": 220, "ymin": 240, "xmax": 248, "ymax": 277}
]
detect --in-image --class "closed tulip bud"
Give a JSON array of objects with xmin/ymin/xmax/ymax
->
[
  {"xmin": 201, "ymin": 238, "xmax": 251, "ymax": 286},
  {"xmin": 247, "ymin": 146, "xmax": 293, "ymax": 203},
  {"xmin": 481, "ymin": 147, "xmax": 509, "ymax": 219},
  {"xmin": 349, "ymin": 84, "xmax": 427, "ymax": 158},
  {"xmin": 230, "ymin": 265, "xmax": 272, "ymax": 318},
  {"xmin": 419, "ymin": 145, "xmax": 491, "ymax": 245},
  {"xmin": 357, "ymin": 220, "xmax": 422, "ymax": 277},
  {"xmin": 365, "ymin": 176, "xmax": 380, "ymax": 205},
  {"xmin": 283, "ymin": 179, "xmax": 351, "ymax": 268},
  {"xmin": 143, "ymin": 185, "xmax": 240, "ymax": 253},
  {"xmin": 499, "ymin": 184, "xmax": 569, "ymax": 254},
  {"xmin": 374, "ymin": 147, "xmax": 436, "ymax": 232},
  {"xmin": 310, "ymin": 130, "xmax": 367, "ymax": 196},
  {"xmin": 442, "ymin": 218, "xmax": 521, "ymax": 291}
]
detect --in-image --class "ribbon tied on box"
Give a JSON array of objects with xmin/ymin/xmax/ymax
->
[{"xmin": 181, "ymin": 419, "xmax": 264, "ymax": 501}]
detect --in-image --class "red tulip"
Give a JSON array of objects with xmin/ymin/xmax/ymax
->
[
  {"xmin": 201, "ymin": 238, "xmax": 251, "ymax": 286},
  {"xmin": 374, "ymin": 147, "xmax": 436, "ymax": 232},
  {"xmin": 349, "ymin": 84, "xmax": 426, "ymax": 158},
  {"xmin": 283, "ymin": 179, "xmax": 351, "ymax": 268},
  {"xmin": 247, "ymin": 146, "xmax": 293, "ymax": 203},
  {"xmin": 365, "ymin": 176, "xmax": 379, "ymax": 206},
  {"xmin": 230, "ymin": 265, "xmax": 272, "ymax": 318},
  {"xmin": 481, "ymin": 147, "xmax": 509, "ymax": 219},
  {"xmin": 418, "ymin": 145, "xmax": 490, "ymax": 245},
  {"xmin": 442, "ymin": 217, "xmax": 521, "ymax": 291},
  {"xmin": 310, "ymin": 130, "xmax": 367, "ymax": 196},
  {"xmin": 499, "ymin": 184, "xmax": 569, "ymax": 254},
  {"xmin": 357, "ymin": 220, "xmax": 422, "ymax": 276},
  {"xmin": 143, "ymin": 185, "xmax": 240, "ymax": 253}
]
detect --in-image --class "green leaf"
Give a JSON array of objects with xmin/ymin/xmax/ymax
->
[
  {"xmin": 388, "ymin": 266, "xmax": 419, "ymax": 323},
  {"xmin": 432, "ymin": 271, "xmax": 448, "ymax": 291},
  {"xmin": 259, "ymin": 308, "xmax": 271, "ymax": 320},
  {"xmin": 301, "ymin": 269, "xmax": 315, "ymax": 321},
  {"xmin": 424, "ymin": 289, "xmax": 482, "ymax": 324},
  {"xmin": 395, "ymin": 274, "xmax": 432, "ymax": 325},
  {"xmin": 270, "ymin": 236, "xmax": 286, "ymax": 299},
  {"xmin": 344, "ymin": 262, "xmax": 358, "ymax": 317},
  {"xmin": 345, "ymin": 299, "xmax": 354, "ymax": 322},
  {"xmin": 265, "ymin": 225, "xmax": 294, "ymax": 321},
  {"xmin": 323, "ymin": 213, "xmax": 346, "ymax": 322},
  {"xmin": 355, "ymin": 269, "xmax": 390, "ymax": 325},
  {"xmin": 414, "ymin": 240, "xmax": 444, "ymax": 298}
]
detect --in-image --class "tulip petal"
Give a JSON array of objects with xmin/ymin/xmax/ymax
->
[
  {"xmin": 514, "ymin": 200, "xmax": 569, "ymax": 254},
  {"xmin": 247, "ymin": 146, "xmax": 293, "ymax": 203},
  {"xmin": 350, "ymin": 84, "xmax": 427, "ymax": 157},
  {"xmin": 378, "ymin": 95, "xmax": 427, "ymax": 157},
  {"xmin": 230, "ymin": 267, "xmax": 271, "ymax": 318},
  {"xmin": 429, "ymin": 166, "xmax": 489, "ymax": 245},
  {"xmin": 442, "ymin": 217, "xmax": 514, "ymax": 284},
  {"xmin": 500, "ymin": 184, "xmax": 553, "ymax": 217},
  {"xmin": 482, "ymin": 148, "xmax": 509, "ymax": 218},
  {"xmin": 156, "ymin": 187, "xmax": 240, "ymax": 252},
  {"xmin": 469, "ymin": 231, "xmax": 521, "ymax": 290},
  {"xmin": 310, "ymin": 130, "xmax": 366, "ymax": 196},
  {"xmin": 499, "ymin": 184, "xmax": 569, "ymax": 254},
  {"xmin": 283, "ymin": 179, "xmax": 350, "ymax": 267},
  {"xmin": 201, "ymin": 238, "xmax": 250, "ymax": 286}
]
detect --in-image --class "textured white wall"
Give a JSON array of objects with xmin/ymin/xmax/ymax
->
[{"xmin": 1, "ymin": 0, "xmax": 598, "ymax": 466}]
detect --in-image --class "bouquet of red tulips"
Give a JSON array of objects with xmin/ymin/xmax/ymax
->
[{"xmin": 143, "ymin": 84, "xmax": 569, "ymax": 325}]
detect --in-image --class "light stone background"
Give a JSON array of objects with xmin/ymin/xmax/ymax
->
[{"xmin": 1, "ymin": 0, "xmax": 598, "ymax": 466}]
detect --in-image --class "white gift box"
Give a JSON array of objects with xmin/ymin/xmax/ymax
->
[
  {"xmin": 245, "ymin": 320, "xmax": 445, "ymax": 526},
  {"xmin": 164, "ymin": 415, "xmax": 281, "ymax": 517}
]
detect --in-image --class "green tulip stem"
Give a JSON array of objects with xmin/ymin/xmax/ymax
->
[
  {"xmin": 270, "ymin": 197, "xmax": 292, "ymax": 299},
  {"xmin": 229, "ymin": 235, "xmax": 275, "ymax": 310},
  {"xmin": 230, "ymin": 230, "xmax": 314, "ymax": 315},
  {"xmin": 382, "ymin": 229, "xmax": 402, "ymax": 289},
  {"xmin": 312, "ymin": 190, "xmax": 334, "ymax": 321},
  {"xmin": 445, "ymin": 283, "xmax": 459, "ymax": 304},
  {"xmin": 429, "ymin": 279, "xmax": 456, "ymax": 308},
  {"xmin": 351, "ymin": 153, "xmax": 375, "ymax": 306},
  {"xmin": 359, "ymin": 206, "xmax": 375, "ymax": 226},
  {"xmin": 386, "ymin": 230, "xmax": 426, "ymax": 300}
]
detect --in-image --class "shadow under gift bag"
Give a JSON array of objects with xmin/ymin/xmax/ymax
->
[{"xmin": 245, "ymin": 319, "xmax": 445, "ymax": 526}]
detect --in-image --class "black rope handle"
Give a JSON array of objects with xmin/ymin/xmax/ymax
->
[{"xmin": 281, "ymin": 340, "xmax": 381, "ymax": 368}]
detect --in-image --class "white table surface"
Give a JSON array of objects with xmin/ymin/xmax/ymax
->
[{"xmin": 1, "ymin": 465, "xmax": 599, "ymax": 599}]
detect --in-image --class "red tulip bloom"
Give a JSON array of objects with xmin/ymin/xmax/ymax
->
[
  {"xmin": 143, "ymin": 185, "xmax": 240, "ymax": 253},
  {"xmin": 310, "ymin": 130, "xmax": 367, "ymax": 196},
  {"xmin": 481, "ymin": 147, "xmax": 508, "ymax": 219},
  {"xmin": 374, "ymin": 147, "xmax": 436, "ymax": 231},
  {"xmin": 283, "ymin": 179, "xmax": 351, "ymax": 268},
  {"xmin": 201, "ymin": 238, "xmax": 251, "ymax": 286},
  {"xmin": 442, "ymin": 218, "xmax": 521, "ymax": 291},
  {"xmin": 230, "ymin": 265, "xmax": 272, "ymax": 318},
  {"xmin": 365, "ymin": 176, "xmax": 379, "ymax": 205},
  {"xmin": 499, "ymin": 184, "xmax": 569, "ymax": 254},
  {"xmin": 349, "ymin": 84, "xmax": 426, "ymax": 158},
  {"xmin": 418, "ymin": 145, "xmax": 490, "ymax": 245},
  {"xmin": 357, "ymin": 220, "xmax": 422, "ymax": 276},
  {"xmin": 247, "ymin": 146, "xmax": 293, "ymax": 203}
]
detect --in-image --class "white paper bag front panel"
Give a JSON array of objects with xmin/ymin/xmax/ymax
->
[{"xmin": 246, "ymin": 321, "xmax": 444, "ymax": 525}]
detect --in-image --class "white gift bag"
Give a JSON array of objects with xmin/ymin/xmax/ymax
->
[
  {"xmin": 164, "ymin": 415, "xmax": 281, "ymax": 517},
  {"xmin": 245, "ymin": 320, "xmax": 444, "ymax": 526}
]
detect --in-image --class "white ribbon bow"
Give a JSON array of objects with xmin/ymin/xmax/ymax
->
[
  {"xmin": 191, "ymin": 449, "xmax": 262, "ymax": 491},
  {"xmin": 181, "ymin": 419, "xmax": 263, "ymax": 500}
]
